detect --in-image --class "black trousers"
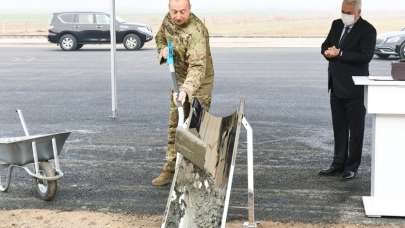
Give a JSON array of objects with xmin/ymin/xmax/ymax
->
[{"xmin": 330, "ymin": 92, "xmax": 366, "ymax": 172}]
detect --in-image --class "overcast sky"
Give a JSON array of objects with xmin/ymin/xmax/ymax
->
[{"xmin": 1, "ymin": 0, "xmax": 405, "ymax": 14}]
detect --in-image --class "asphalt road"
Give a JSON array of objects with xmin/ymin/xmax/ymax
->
[{"xmin": 0, "ymin": 46, "xmax": 403, "ymax": 225}]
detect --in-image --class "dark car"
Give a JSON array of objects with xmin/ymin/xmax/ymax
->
[
  {"xmin": 375, "ymin": 27, "xmax": 405, "ymax": 59},
  {"xmin": 48, "ymin": 12, "xmax": 153, "ymax": 51}
]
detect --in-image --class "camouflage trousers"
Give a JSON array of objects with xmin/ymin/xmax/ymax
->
[{"xmin": 164, "ymin": 94, "xmax": 211, "ymax": 172}]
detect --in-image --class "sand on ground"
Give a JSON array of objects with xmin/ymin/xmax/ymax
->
[{"xmin": 0, "ymin": 210, "xmax": 394, "ymax": 228}]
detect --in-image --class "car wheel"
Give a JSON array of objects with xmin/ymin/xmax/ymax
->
[
  {"xmin": 400, "ymin": 42, "xmax": 405, "ymax": 60},
  {"xmin": 59, "ymin": 34, "xmax": 77, "ymax": 51},
  {"xmin": 76, "ymin": 44, "xmax": 84, "ymax": 50},
  {"xmin": 123, "ymin": 34, "xmax": 142, "ymax": 50},
  {"xmin": 376, "ymin": 54, "xmax": 390, "ymax": 59}
]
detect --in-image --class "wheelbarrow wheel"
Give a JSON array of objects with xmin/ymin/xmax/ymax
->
[
  {"xmin": 34, "ymin": 162, "xmax": 57, "ymax": 201},
  {"xmin": 0, "ymin": 164, "xmax": 13, "ymax": 192}
]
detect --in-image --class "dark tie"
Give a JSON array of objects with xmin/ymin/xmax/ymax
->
[{"xmin": 339, "ymin": 26, "xmax": 350, "ymax": 47}]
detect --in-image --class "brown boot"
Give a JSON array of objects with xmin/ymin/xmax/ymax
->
[{"xmin": 152, "ymin": 170, "xmax": 174, "ymax": 186}]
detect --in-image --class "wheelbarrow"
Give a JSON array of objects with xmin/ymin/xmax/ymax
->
[{"xmin": 0, "ymin": 110, "xmax": 71, "ymax": 201}]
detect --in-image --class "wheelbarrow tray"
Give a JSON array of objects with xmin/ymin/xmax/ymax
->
[{"xmin": 0, "ymin": 132, "xmax": 70, "ymax": 166}]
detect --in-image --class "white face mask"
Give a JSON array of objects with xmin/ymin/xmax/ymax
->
[{"xmin": 341, "ymin": 13, "xmax": 355, "ymax": 26}]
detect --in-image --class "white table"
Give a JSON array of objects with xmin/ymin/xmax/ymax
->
[{"xmin": 353, "ymin": 76, "xmax": 405, "ymax": 217}]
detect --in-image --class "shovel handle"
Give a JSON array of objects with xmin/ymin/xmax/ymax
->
[
  {"xmin": 167, "ymin": 41, "xmax": 179, "ymax": 93},
  {"xmin": 167, "ymin": 40, "xmax": 183, "ymax": 108},
  {"xmin": 167, "ymin": 41, "xmax": 174, "ymax": 66},
  {"xmin": 167, "ymin": 40, "xmax": 184, "ymax": 126}
]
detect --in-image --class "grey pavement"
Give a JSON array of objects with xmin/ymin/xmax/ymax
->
[{"xmin": 0, "ymin": 46, "xmax": 403, "ymax": 225}]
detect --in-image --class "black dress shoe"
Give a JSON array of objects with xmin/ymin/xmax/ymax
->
[
  {"xmin": 342, "ymin": 171, "xmax": 357, "ymax": 180},
  {"xmin": 319, "ymin": 166, "xmax": 343, "ymax": 176}
]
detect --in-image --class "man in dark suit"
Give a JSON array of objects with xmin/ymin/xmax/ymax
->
[{"xmin": 319, "ymin": 0, "xmax": 376, "ymax": 180}]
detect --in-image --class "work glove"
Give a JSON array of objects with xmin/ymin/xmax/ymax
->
[{"xmin": 173, "ymin": 90, "xmax": 187, "ymax": 106}]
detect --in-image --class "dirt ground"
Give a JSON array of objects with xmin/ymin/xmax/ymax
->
[
  {"xmin": 0, "ymin": 210, "xmax": 399, "ymax": 228},
  {"xmin": 0, "ymin": 13, "xmax": 403, "ymax": 37}
]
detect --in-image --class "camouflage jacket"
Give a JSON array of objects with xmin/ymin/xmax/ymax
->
[{"xmin": 155, "ymin": 13, "xmax": 214, "ymax": 100}]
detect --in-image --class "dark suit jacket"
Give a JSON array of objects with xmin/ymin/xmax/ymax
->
[{"xmin": 322, "ymin": 17, "xmax": 376, "ymax": 98}]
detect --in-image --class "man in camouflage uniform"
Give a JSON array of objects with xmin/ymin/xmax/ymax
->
[{"xmin": 152, "ymin": 0, "xmax": 214, "ymax": 186}]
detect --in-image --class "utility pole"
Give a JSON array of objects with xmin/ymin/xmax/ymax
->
[{"xmin": 110, "ymin": 0, "xmax": 118, "ymax": 119}]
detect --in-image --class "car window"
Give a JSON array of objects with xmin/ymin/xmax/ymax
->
[
  {"xmin": 59, "ymin": 14, "xmax": 75, "ymax": 23},
  {"xmin": 96, "ymin": 14, "xmax": 110, "ymax": 24},
  {"xmin": 77, "ymin": 14, "xmax": 94, "ymax": 24}
]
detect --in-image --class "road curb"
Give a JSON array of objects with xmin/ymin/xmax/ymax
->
[{"xmin": 0, "ymin": 35, "xmax": 325, "ymax": 48}]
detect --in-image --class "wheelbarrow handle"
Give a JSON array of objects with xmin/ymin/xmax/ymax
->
[
  {"xmin": 16, "ymin": 109, "xmax": 30, "ymax": 136},
  {"xmin": 15, "ymin": 109, "xmax": 41, "ymax": 175}
]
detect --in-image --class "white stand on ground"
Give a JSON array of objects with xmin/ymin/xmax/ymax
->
[
  {"xmin": 222, "ymin": 116, "xmax": 258, "ymax": 228},
  {"xmin": 353, "ymin": 76, "xmax": 405, "ymax": 217},
  {"xmin": 242, "ymin": 117, "xmax": 258, "ymax": 228}
]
